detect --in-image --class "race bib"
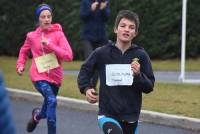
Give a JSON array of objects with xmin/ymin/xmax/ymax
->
[
  {"xmin": 35, "ymin": 53, "xmax": 59, "ymax": 73},
  {"xmin": 106, "ymin": 64, "xmax": 133, "ymax": 86}
]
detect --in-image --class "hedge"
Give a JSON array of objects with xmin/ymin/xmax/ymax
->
[{"xmin": 0, "ymin": 0, "xmax": 199, "ymax": 59}]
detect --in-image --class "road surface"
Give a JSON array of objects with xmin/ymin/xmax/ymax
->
[
  {"xmin": 11, "ymin": 99, "xmax": 199, "ymax": 134},
  {"xmin": 64, "ymin": 70, "xmax": 200, "ymax": 84}
]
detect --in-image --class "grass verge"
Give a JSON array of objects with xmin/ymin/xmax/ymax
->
[{"xmin": 1, "ymin": 56, "xmax": 200, "ymax": 118}]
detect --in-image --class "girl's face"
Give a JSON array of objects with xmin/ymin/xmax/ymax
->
[
  {"xmin": 39, "ymin": 10, "xmax": 52, "ymax": 30},
  {"xmin": 114, "ymin": 18, "xmax": 137, "ymax": 44}
]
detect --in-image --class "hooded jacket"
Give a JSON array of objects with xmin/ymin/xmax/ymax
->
[
  {"xmin": 0, "ymin": 73, "xmax": 16, "ymax": 134},
  {"xmin": 80, "ymin": 0, "xmax": 110, "ymax": 43},
  {"xmin": 16, "ymin": 24, "xmax": 73, "ymax": 87},
  {"xmin": 78, "ymin": 42, "xmax": 155, "ymax": 122}
]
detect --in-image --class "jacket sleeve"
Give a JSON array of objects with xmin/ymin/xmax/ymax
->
[
  {"xmin": 100, "ymin": 1, "xmax": 110, "ymax": 22},
  {"xmin": 47, "ymin": 31, "xmax": 73, "ymax": 62},
  {"xmin": 80, "ymin": 0, "xmax": 93, "ymax": 21},
  {"xmin": 77, "ymin": 50, "xmax": 97, "ymax": 94},
  {"xmin": 16, "ymin": 33, "xmax": 31, "ymax": 71},
  {"xmin": 0, "ymin": 73, "xmax": 16, "ymax": 134},
  {"xmin": 133, "ymin": 51, "xmax": 155, "ymax": 93}
]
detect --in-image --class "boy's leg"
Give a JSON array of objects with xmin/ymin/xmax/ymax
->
[
  {"xmin": 98, "ymin": 116, "xmax": 123, "ymax": 134},
  {"xmin": 119, "ymin": 121, "xmax": 138, "ymax": 134}
]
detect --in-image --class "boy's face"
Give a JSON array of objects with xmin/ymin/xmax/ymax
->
[{"xmin": 114, "ymin": 18, "xmax": 137, "ymax": 43}]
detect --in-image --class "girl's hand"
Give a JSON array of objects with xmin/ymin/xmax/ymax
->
[
  {"xmin": 17, "ymin": 66, "xmax": 24, "ymax": 76},
  {"xmin": 41, "ymin": 33, "xmax": 49, "ymax": 45}
]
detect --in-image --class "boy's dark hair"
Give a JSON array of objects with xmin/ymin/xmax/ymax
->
[{"xmin": 114, "ymin": 10, "xmax": 140, "ymax": 33}]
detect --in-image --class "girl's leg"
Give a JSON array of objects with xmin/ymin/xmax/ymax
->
[
  {"xmin": 34, "ymin": 81, "xmax": 48, "ymax": 120},
  {"xmin": 47, "ymin": 83, "xmax": 58, "ymax": 134},
  {"xmin": 34, "ymin": 81, "xmax": 58, "ymax": 134},
  {"xmin": 35, "ymin": 82, "xmax": 59, "ymax": 120},
  {"xmin": 98, "ymin": 116, "xmax": 123, "ymax": 134},
  {"xmin": 26, "ymin": 81, "xmax": 48, "ymax": 132}
]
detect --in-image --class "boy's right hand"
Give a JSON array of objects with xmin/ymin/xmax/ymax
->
[
  {"xmin": 17, "ymin": 66, "xmax": 24, "ymax": 76},
  {"xmin": 85, "ymin": 88, "xmax": 98, "ymax": 104}
]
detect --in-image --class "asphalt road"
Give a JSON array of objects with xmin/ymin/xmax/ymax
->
[{"xmin": 11, "ymin": 99, "xmax": 199, "ymax": 134}]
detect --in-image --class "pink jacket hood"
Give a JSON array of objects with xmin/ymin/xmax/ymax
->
[{"xmin": 36, "ymin": 23, "xmax": 63, "ymax": 33}]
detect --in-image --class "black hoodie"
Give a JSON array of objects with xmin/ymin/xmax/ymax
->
[{"xmin": 77, "ymin": 42, "xmax": 155, "ymax": 122}]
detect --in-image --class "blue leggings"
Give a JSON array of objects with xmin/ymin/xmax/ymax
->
[
  {"xmin": 98, "ymin": 116, "xmax": 138, "ymax": 134},
  {"xmin": 34, "ymin": 81, "xmax": 59, "ymax": 134}
]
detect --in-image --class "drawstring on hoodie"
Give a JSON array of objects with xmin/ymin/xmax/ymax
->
[
  {"xmin": 41, "ymin": 32, "xmax": 50, "ymax": 77},
  {"xmin": 41, "ymin": 33, "xmax": 45, "ymax": 55}
]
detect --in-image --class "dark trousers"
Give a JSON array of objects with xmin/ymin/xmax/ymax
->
[
  {"xmin": 98, "ymin": 116, "xmax": 138, "ymax": 134},
  {"xmin": 81, "ymin": 40, "xmax": 105, "ymax": 88},
  {"xmin": 119, "ymin": 121, "xmax": 138, "ymax": 134}
]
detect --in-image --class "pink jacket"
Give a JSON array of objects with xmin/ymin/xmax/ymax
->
[{"xmin": 16, "ymin": 24, "xmax": 73, "ymax": 87}]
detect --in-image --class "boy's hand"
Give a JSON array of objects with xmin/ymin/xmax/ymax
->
[
  {"xmin": 91, "ymin": 1, "xmax": 99, "ymax": 11},
  {"xmin": 131, "ymin": 58, "xmax": 140, "ymax": 76},
  {"xmin": 85, "ymin": 88, "xmax": 98, "ymax": 104},
  {"xmin": 17, "ymin": 66, "xmax": 24, "ymax": 76}
]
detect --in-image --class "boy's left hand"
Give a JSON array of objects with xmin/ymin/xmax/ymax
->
[{"xmin": 131, "ymin": 60, "xmax": 140, "ymax": 76}]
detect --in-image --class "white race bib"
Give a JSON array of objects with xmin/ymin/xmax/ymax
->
[
  {"xmin": 35, "ymin": 53, "xmax": 59, "ymax": 73},
  {"xmin": 106, "ymin": 64, "xmax": 133, "ymax": 86}
]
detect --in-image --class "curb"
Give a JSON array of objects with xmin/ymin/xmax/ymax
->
[{"xmin": 7, "ymin": 88, "xmax": 200, "ymax": 132}]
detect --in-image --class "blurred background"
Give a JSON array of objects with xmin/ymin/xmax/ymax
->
[
  {"xmin": 0, "ymin": 0, "xmax": 200, "ymax": 60},
  {"xmin": 0, "ymin": 1, "xmax": 200, "ymax": 133}
]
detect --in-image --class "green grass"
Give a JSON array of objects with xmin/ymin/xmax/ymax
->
[
  {"xmin": 62, "ymin": 61, "xmax": 83, "ymax": 70},
  {"xmin": 152, "ymin": 59, "xmax": 200, "ymax": 71},
  {"xmin": 143, "ymin": 83, "xmax": 200, "ymax": 118},
  {"xmin": 63, "ymin": 58, "xmax": 200, "ymax": 71},
  {"xmin": 1, "ymin": 56, "xmax": 200, "ymax": 71},
  {"xmin": 1, "ymin": 56, "xmax": 200, "ymax": 118}
]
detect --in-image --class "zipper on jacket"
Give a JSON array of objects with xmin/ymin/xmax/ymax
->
[{"xmin": 41, "ymin": 32, "xmax": 50, "ymax": 77}]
